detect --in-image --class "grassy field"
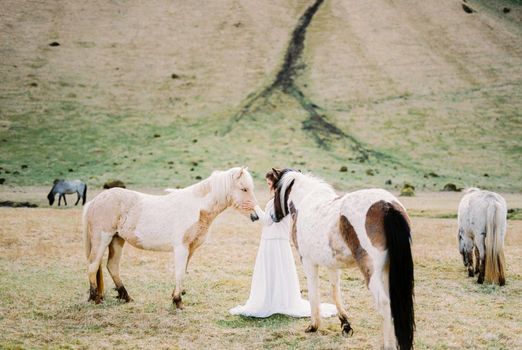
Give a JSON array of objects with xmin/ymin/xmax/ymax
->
[
  {"xmin": 0, "ymin": 0, "xmax": 521, "ymax": 191},
  {"xmin": 1, "ymin": 1, "xmax": 522, "ymax": 348},
  {"xmin": 0, "ymin": 189, "xmax": 521, "ymax": 349}
]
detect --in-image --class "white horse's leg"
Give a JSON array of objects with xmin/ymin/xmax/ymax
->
[
  {"xmin": 461, "ymin": 230, "xmax": 475, "ymax": 277},
  {"xmin": 328, "ymin": 268, "xmax": 353, "ymax": 337},
  {"xmin": 107, "ymin": 236, "xmax": 132, "ymax": 302},
  {"xmin": 474, "ymin": 232, "xmax": 486, "ymax": 284},
  {"xmin": 87, "ymin": 231, "xmax": 113, "ymax": 303},
  {"xmin": 302, "ymin": 258, "xmax": 321, "ymax": 332},
  {"xmin": 172, "ymin": 244, "xmax": 189, "ymax": 309},
  {"xmin": 474, "ymin": 245, "xmax": 480, "ymax": 275}
]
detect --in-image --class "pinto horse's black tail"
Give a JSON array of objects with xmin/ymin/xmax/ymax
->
[
  {"xmin": 82, "ymin": 184, "xmax": 87, "ymax": 205},
  {"xmin": 384, "ymin": 204, "xmax": 415, "ymax": 350}
]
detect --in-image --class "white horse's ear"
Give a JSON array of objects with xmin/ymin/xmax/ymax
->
[{"xmin": 236, "ymin": 167, "xmax": 244, "ymax": 179}]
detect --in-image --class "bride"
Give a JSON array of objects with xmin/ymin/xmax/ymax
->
[{"xmin": 229, "ymin": 169, "xmax": 337, "ymax": 318}]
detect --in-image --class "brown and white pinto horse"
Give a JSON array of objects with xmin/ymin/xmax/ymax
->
[
  {"xmin": 271, "ymin": 169, "xmax": 414, "ymax": 350},
  {"xmin": 83, "ymin": 167, "xmax": 258, "ymax": 307}
]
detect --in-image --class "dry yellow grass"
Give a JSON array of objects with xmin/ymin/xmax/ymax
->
[{"xmin": 0, "ymin": 189, "xmax": 521, "ymax": 349}]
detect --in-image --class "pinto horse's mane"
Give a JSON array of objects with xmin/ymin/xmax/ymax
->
[
  {"xmin": 274, "ymin": 170, "xmax": 336, "ymax": 221},
  {"xmin": 279, "ymin": 171, "xmax": 335, "ymax": 195}
]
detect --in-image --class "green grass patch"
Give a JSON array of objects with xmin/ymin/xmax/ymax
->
[
  {"xmin": 507, "ymin": 208, "xmax": 522, "ymax": 220},
  {"xmin": 217, "ymin": 314, "xmax": 295, "ymax": 329}
]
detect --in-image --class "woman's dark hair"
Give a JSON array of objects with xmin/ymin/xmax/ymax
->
[{"xmin": 265, "ymin": 170, "xmax": 279, "ymax": 189}]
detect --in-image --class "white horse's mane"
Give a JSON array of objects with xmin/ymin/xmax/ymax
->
[
  {"xmin": 463, "ymin": 187, "xmax": 481, "ymax": 194},
  {"xmin": 170, "ymin": 167, "xmax": 252, "ymax": 205}
]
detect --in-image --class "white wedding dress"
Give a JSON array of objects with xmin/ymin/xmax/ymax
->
[{"xmin": 229, "ymin": 199, "xmax": 337, "ymax": 318}]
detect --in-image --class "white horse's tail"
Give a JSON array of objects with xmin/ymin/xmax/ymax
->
[
  {"xmin": 82, "ymin": 201, "xmax": 92, "ymax": 259},
  {"xmin": 484, "ymin": 201, "xmax": 506, "ymax": 285}
]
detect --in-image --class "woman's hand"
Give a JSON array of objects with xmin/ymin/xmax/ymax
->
[{"xmin": 242, "ymin": 200, "xmax": 256, "ymax": 211}]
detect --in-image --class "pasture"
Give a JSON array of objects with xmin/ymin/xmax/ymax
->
[
  {"xmin": 1, "ymin": 0, "xmax": 521, "ymax": 348},
  {"xmin": 1, "ymin": 188, "xmax": 521, "ymax": 349}
]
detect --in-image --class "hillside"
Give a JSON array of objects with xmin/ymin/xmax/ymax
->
[{"xmin": 1, "ymin": 0, "xmax": 521, "ymax": 190}]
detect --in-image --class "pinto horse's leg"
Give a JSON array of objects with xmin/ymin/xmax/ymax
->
[
  {"xmin": 368, "ymin": 256, "xmax": 396, "ymax": 350},
  {"xmin": 328, "ymin": 268, "xmax": 352, "ymax": 337},
  {"xmin": 172, "ymin": 245, "xmax": 189, "ymax": 309},
  {"xmin": 107, "ymin": 236, "xmax": 132, "ymax": 302},
  {"xmin": 302, "ymin": 259, "xmax": 321, "ymax": 332},
  {"xmin": 380, "ymin": 268, "xmax": 396, "ymax": 350}
]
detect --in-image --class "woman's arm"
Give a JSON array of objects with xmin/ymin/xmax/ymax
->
[
  {"xmin": 242, "ymin": 199, "xmax": 276, "ymax": 226},
  {"xmin": 253, "ymin": 204, "xmax": 275, "ymax": 226}
]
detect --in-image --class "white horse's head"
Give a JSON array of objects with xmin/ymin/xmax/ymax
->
[{"xmin": 222, "ymin": 167, "xmax": 258, "ymax": 218}]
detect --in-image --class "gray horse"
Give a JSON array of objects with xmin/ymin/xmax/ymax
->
[{"xmin": 47, "ymin": 179, "xmax": 87, "ymax": 206}]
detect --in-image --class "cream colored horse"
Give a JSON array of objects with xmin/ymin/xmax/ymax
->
[
  {"xmin": 458, "ymin": 188, "xmax": 507, "ymax": 285},
  {"xmin": 272, "ymin": 169, "xmax": 414, "ymax": 350},
  {"xmin": 83, "ymin": 167, "xmax": 258, "ymax": 307}
]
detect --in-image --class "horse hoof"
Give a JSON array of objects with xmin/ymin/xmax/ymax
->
[
  {"xmin": 173, "ymin": 297, "xmax": 184, "ymax": 309},
  {"xmin": 304, "ymin": 324, "xmax": 318, "ymax": 333},
  {"xmin": 342, "ymin": 323, "xmax": 353, "ymax": 337},
  {"xmin": 116, "ymin": 286, "xmax": 132, "ymax": 302},
  {"xmin": 117, "ymin": 295, "xmax": 133, "ymax": 303},
  {"xmin": 88, "ymin": 288, "xmax": 98, "ymax": 302},
  {"xmin": 477, "ymin": 278, "xmax": 484, "ymax": 284},
  {"xmin": 468, "ymin": 270, "xmax": 474, "ymax": 277}
]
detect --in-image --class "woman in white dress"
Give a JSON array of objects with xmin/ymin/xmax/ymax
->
[{"xmin": 229, "ymin": 170, "xmax": 337, "ymax": 318}]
